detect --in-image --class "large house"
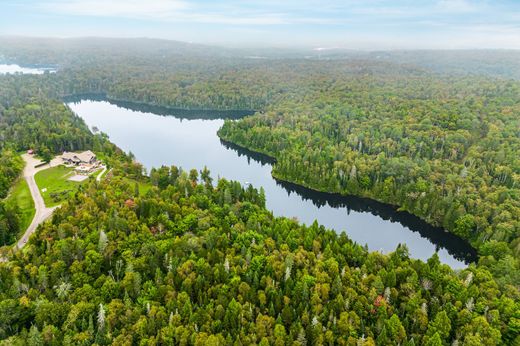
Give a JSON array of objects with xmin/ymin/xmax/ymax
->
[{"xmin": 62, "ymin": 150, "xmax": 97, "ymax": 166}]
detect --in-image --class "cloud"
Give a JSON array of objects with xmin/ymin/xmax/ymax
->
[
  {"xmin": 7, "ymin": 0, "xmax": 520, "ymax": 48},
  {"xmin": 42, "ymin": 0, "xmax": 189, "ymax": 19},
  {"xmin": 39, "ymin": 0, "xmax": 334, "ymax": 25},
  {"xmin": 436, "ymin": 0, "xmax": 477, "ymax": 13}
]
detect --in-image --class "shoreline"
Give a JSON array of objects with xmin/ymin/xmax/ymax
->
[{"xmin": 218, "ymin": 134, "xmax": 479, "ymax": 264}]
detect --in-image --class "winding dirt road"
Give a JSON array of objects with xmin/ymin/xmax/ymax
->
[{"xmin": 15, "ymin": 154, "xmax": 62, "ymax": 250}]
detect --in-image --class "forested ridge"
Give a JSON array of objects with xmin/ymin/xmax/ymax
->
[
  {"xmin": 3, "ymin": 37, "xmax": 520, "ymax": 112},
  {"xmin": 218, "ymin": 74, "xmax": 520, "ymax": 287},
  {"xmin": 0, "ymin": 38, "xmax": 519, "ymax": 344}
]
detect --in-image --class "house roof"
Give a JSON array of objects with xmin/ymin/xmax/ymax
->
[
  {"xmin": 62, "ymin": 152, "xmax": 78, "ymax": 161},
  {"xmin": 76, "ymin": 150, "xmax": 96, "ymax": 162},
  {"xmin": 62, "ymin": 150, "xmax": 96, "ymax": 162}
]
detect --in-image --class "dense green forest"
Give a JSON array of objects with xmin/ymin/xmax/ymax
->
[
  {"xmin": 0, "ymin": 38, "xmax": 519, "ymax": 344},
  {"xmin": 0, "ymin": 150, "xmax": 24, "ymax": 245},
  {"xmin": 2, "ymin": 37, "xmax": 520, "ymax": 112},
  {"xmin": 0, "ymin": 165, "xmax": 518, "ymax": 345},
  {"xmin": 218, "ymin": 75, "xmax": 520, "ymax": 286}
]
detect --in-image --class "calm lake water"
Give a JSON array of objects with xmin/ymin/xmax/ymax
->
[
  {"xmin": 0, "ymin": 64, "xmax": 56, "ymax": 75},
  {"xmin": 67, "ymin": 98, "xmax": 477, "ymax": 268}
]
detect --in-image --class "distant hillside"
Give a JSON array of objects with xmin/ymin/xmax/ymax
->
[
  {"xmin": 0, "ymin": 36, "xmax": 237, "ymax": 66},
  {"xmin": 369, "ymin": 50, "xmax": 520, "ymax": 79},
  {"xmin": 1, "ymin": 37, "xmax": 519, "ymax": 79}
]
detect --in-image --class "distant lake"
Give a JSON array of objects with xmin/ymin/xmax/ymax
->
[
  {"xmin": 0, "ymin": 64, "xmax": 57, "ymax": 75},
  {"xmin": 67, "ymin": 97, "xmax": 477, "ymax": 268}
]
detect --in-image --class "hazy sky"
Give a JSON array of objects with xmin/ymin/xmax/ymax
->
[{"xmin": 1, "ymin": 0, "xmax": 519, "ymax": 49}]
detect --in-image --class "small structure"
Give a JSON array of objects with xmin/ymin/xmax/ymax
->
[
  {"xmin": 62, "ymin": 150, "xmax": 97, "ymax": 166},
  {"xmin": 27, "ymin": 149, "xmax": 34, "ymax": 155}
]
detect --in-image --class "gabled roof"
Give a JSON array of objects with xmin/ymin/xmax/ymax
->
[
  {"xmin": 76, "ymin": 150, "xmax": 96, "ymax": 162},
  {"xmin": 62, "ymin": 150, "xmax": 96, "ymax": 163},
  {"xmin": 62, "ymin": 152, "xmax": 78, "ymax": 161}
]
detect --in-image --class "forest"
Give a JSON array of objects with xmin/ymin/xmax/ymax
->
[
  {"xmin": 0, "ymin": 150, "xmax": 24, "ymax": 245},
  {"xmin": 218, "ymin": 74, "xmax": 520, "ymax": 283},
  {"xmin": 0, "ymin": 164, "xmax": 518, "ymax": 345},
  {"xmin": 0, "ymin": 38, "xmax": 518, "ymax": 344}
]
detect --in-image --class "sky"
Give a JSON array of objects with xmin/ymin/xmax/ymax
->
[{"xmin": 0, "ymin": 0, "xmax": 519, "ymax": 49}]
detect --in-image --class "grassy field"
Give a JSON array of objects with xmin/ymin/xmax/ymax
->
[
  {"xmin": 7, "ymin": 177, "xmax": 35, "ymax": 234},
  {"xmin": 34, "ymin": 165, "xmax": 89, "ymax": 207}
]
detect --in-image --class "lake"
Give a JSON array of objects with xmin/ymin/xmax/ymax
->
[
  {"xmin": 0, "ymin": 64, "xmax": 56, "ymax": 75},
  {"xmin": 67, "ymin": 98, "xmax": 477, "ymax": 268}
]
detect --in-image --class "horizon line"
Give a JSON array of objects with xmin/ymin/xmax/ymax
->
[{"xmin": 1, "ymin": 35, "xmax": 520, "ymax": 52}]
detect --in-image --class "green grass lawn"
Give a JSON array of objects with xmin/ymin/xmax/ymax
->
[
  {"xmin": 35, "ymin": 165, "xmax": 88, "ymax": 207},
  {"xmin": 7, "ymin": 177, "xmax": 35, "ymax": 235}
]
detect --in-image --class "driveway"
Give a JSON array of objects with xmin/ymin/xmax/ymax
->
[
  {"xmin": 15, "ymin": 154, "xmax": 62, "ymax": 250},
  {"xmin": 96, "ymin": 166, "xmax": 108, "ymax": 182}
]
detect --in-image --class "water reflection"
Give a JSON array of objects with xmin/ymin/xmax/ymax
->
[{"xmin": 64, "ymin": 94, "xmax": 254, "ymax": 120}]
